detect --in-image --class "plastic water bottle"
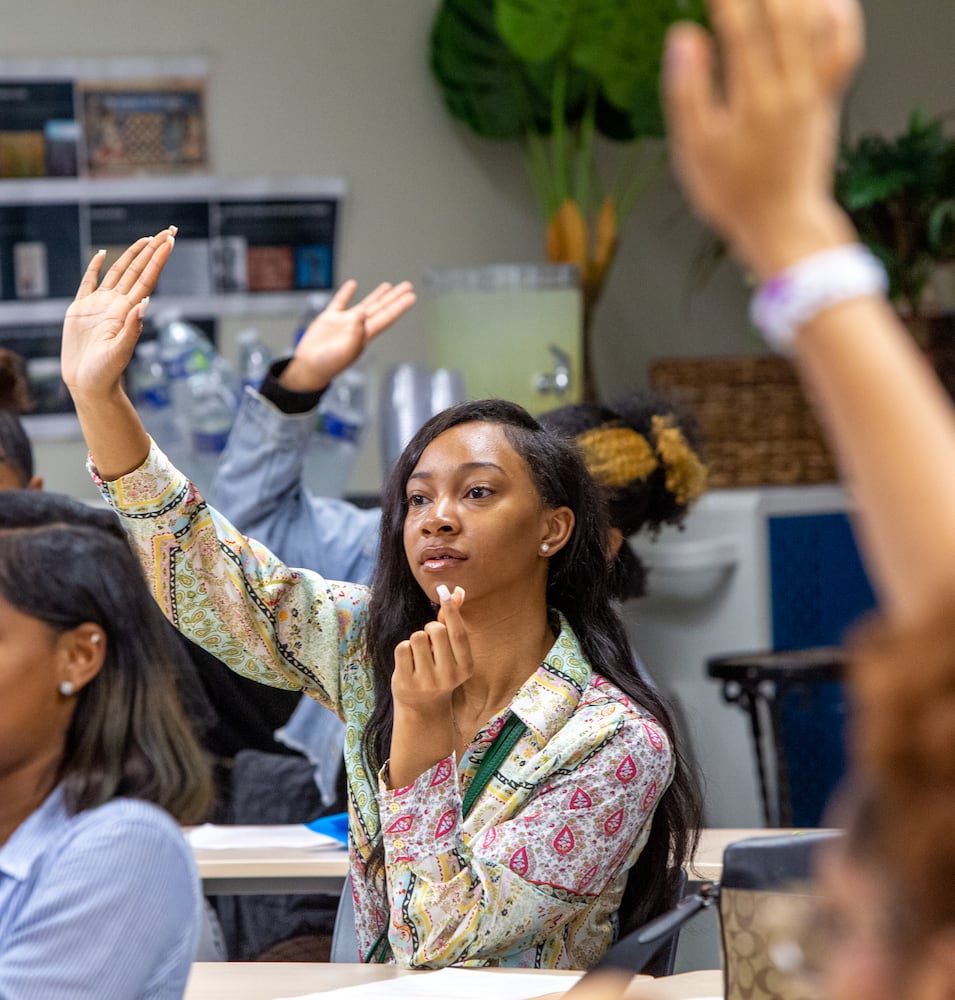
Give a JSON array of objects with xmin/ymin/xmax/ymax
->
[
  {"xmin": 156, "ymin": 316, "xmax": 216, "ymax": 413},
  {"xmin": 237, "ymin": 327, "xmax": 273, "ymax": 391},
  {"xmin": 303, "ymin": 366, "xmax": 367, "ymax": 499},
  {"xmin": 128, "ymin": 340, "xmax": 181, "ymax": 456},
  {"xmin": 183, "ymin": 363, "xmax": 240, "ymax": 493}
]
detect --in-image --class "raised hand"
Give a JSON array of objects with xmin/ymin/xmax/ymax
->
[
  {"xmin": 662, "ymin": 0, "xmax": 864, "ymax": 278},
  {"xmin": 280, "ymin": 279, "xmax": 416, "ymax": 394},
  {"xmin": 62, "ymin": 228, "xmax": 176, "ymax": 401}
]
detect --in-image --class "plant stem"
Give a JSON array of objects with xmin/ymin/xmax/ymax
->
[{"xmin": 551, "ymin": 58, "xmax": 569, "ymax": 203}]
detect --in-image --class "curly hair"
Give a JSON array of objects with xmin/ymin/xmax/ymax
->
[
  {"xmin": 847, "ymin": 600, "xmax": 955, "ymax": 946},
  {"xmin": 538, "ymin": 390, "xmax": 707, "ymax": 599}
]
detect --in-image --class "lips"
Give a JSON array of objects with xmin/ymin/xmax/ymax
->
[{"xmin": 419, "ymin": 546, "xmax": 467, "ymax": 569}]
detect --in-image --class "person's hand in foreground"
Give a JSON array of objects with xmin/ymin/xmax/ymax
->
[{"xmin": 662, "ymin": 0, "xmax": 864, "ymax": 279}]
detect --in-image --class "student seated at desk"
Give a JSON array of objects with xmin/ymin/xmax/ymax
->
[
  {"xmin": 0, "ymin": 490, "xmax": 212, "ymax": 1000},
  {"xmin": 60, "ymin": 239, "xmax": 701, "ymax": 970},
  {"xmin": 0, "ymin": 347, "xmax": 301, "ymax": 824}
]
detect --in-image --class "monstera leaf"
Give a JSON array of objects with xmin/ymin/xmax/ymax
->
[
  {"xmin": 495, "ymin": 0, "xmax": 707, "ymax": 138},
  {"xmin": 431, "ymin": 0, "xmax": 589, "ymax": 139}
]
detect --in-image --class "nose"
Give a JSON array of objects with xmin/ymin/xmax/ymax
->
[{"xmin": 421, "ymin": 495, "xmax": 458, "ymax": 535}]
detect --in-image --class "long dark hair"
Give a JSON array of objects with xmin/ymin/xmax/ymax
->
[
  {"xmin": 362, "ymin": 399, "xmax": 701, "ymax": 932},
  {"xmin": 0, "ymin": 491, "xmax": 212, "ymax": 823}
]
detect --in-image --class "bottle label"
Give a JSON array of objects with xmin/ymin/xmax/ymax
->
[
  {"xmin": 141, "ymin": 385, "xmax": 171, "ymax": 408},
  {"xmin": 192, "ymin": 428, "xmax": 230, "ymax": 455}
]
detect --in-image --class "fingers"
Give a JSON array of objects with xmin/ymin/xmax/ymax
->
[
  {"xmin": 76, "ymin": 249, "xmax": 108, "ymax": 298},
  {"xmin": 125, "ymin": 232, "xmax": 175, "ymax": 301},
  {"xmin": 96, "ymin": 238, "xmax": 150, "ymax": 292},
  {"xmin": 663, "ymin": 23, "xmax": 721, "ymax": 152},
  {"xmin": 114, "ymin": 228, "xmax": 175, "ymax": 296},
  {"xmin": 327, "ymin": 278, "xmax": 358, "ymax": 312},
  {"xmin": 707, "ymin": 0, "xmax": 768, "ymax": 102},
  {"xmin": 364, "ymin": 283, "xmax": 417, "ymax": 338},
  {"xmin": 816, "ymin": 0, "xmax": 865, "ymax": 95},
  {"xmin": 395, "ymin": 585, "xmax": 470, "ymax": 693}
]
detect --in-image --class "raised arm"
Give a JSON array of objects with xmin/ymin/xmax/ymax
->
[
  {"xmin": 210, "ymin": 278, "xmax": 414, "ymax": 576},
  {"xmin": 61, "ymin": 229, "xmax": 176, "ymax": 481},
  {"xmin": 663, "ymin": 0, "xmax": 955, "ymax": 624}
]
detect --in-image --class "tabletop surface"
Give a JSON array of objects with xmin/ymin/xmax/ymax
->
[
  {"xmin": 183, "ymin": 963, "xmax": 723, "ymax": 1000},
  {"xmin": 192, "ymin": 827, "xmax": 829, "ymax": 889}
]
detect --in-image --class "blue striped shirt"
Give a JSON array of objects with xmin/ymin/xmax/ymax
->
[{"xmin": 0, "ymin": 786, "xmax": 201, "ymax": 999}]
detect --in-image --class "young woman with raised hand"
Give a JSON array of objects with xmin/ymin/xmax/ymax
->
[
  {"xmin": 0, "ymin": 490, "xmax": 212, "ymax": 999},
  {"xmin": 60, "ymin": 231, "xmax": 700, "ymax": 970}
]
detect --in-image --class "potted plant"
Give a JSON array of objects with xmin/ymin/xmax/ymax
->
[
  {"xmin": 835, "ymin": 108, "xmax": 955, "ymax": 325},
  {"xmin": 430, "ymin": 0, "xmax": 705, "ymax": 402}
]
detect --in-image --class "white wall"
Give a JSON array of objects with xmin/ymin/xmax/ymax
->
[{"xmin": 11, "ymin": 0, "xmax": 955, "ymax": 498}]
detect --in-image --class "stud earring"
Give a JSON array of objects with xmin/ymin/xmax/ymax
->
[
  {"xmin": 59, "ymin": 680, "xmax": 76, "ymax": 697},
  {"xmin": 539, "ymin": 543, "xmax": 550, "ymax": 555},
  {"xmin": 90, "ymin": 633, "xmax": 102, "ymax": 644}
]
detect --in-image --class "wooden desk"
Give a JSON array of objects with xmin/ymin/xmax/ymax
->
[
  {"xmin": 193, "ymin": 827, "xmax": 829, "ymax": 895},
  {"xmin": 688, "ymin": 827, "xmax": 829, "ymax": 881},
  {"xmin": 194, "ymin": 844, "xmax": 349, "ymax": 895},
  {"xmin": 184, "ymin": 963, "xmax": 722, "ymax": 1000}
]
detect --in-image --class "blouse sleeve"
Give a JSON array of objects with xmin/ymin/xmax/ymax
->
[
  {"xmin": 93, "ymin": 441, "xmax": 368, "ymax": 715},
  {"xmin": 375, "ymin": 707, "xmax": 673, "ymax": 968}
]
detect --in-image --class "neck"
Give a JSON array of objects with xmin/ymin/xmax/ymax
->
[
  {"xmin": 455, "ymin": 601, "xmax": 555, "ymax": 721},
  {"xmin": 0, "ymin": 752, "xmax": 61, "ymax": 847}
]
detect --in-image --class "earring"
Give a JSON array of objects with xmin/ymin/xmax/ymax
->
[
  {"xmin": 539, "ymin": 543, "xmax": 550, "ymax": 555},
  {"xmin": 59, "ymin": 680, "xmax": 76, "ymax": 697},
  {"xmin": 90, "ymin": 632, "xmax": 102, "ymax": 644}
]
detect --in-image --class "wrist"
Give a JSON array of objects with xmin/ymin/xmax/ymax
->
[
  {"xmin": 750, "ymin": 243, "xmax": 889, "ymax": 354},
  {"xmin": 279, "ymin": 355, "xmax": 332, "ymax": 394},
  {"xmin": 730, "ymin": 201, "xmax": 858, "ymax": 282}
]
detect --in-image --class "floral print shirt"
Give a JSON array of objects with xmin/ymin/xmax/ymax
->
[{"xmin": 94, "ymin": 444, "xmax": 674, "ymax": 970}]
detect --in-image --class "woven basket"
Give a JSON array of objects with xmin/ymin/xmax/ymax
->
[{"xmin": 649, "ymin": 356, "xmax": 838, "ymax": 488}]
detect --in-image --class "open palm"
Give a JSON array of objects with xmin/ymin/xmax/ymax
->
[
  {"xmin": 292, "ymin": 279, "xmax": 416, "ymax": 389},
  {"xmin": 62, "ymin": 229, "xmax": 175, "ymax": 398}
]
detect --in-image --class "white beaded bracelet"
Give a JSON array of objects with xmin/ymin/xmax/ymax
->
[{"xmin": 750, "ymin": 244, "xmax": 889, "ymax": 354}]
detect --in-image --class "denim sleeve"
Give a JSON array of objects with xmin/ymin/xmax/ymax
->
[{"xmin": 210, "ymin": 386, "xmax": 381, "ymax": 585}]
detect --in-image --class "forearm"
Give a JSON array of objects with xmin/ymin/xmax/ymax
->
[
  {"xmin": 791, "ymin": 294, "xmax": 955, "ymax": 622},
  {"xmin": 732, "ymin": 197, "xmax": 955, "ymax": 622},
  {"xmin": 72, "ymin": 386, "xmax": 151, "ymax": 482}
]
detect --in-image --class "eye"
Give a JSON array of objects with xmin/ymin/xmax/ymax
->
[
  {"xmin": 467, "ymin": 485, "xmax": 493, "ymax": 500},
  {"xmin": 407, "ymin": 493, "xmax": 429, "ymax": 507}
]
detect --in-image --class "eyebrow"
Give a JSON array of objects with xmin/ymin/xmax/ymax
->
[{"xmin": 408, "ymin": 461, "xmax": 506, "ymax": 482}]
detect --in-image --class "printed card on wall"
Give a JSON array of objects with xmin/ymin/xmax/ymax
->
[
  {"xmin": 79, "ymin": 78, "xmax": 207, "ymax": 178},
  {"xmin": 0, "ymin": 79, "xmax": 79, "ymax": 178}
]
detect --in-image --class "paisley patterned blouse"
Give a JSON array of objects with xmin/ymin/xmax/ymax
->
[{"xmin": 94, "ymin": 444, "xmax": 674, "ymax": 970}]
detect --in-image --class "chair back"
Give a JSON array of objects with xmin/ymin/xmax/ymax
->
[
  {"xmin": 330, "ymin": 872, "xmax": 359, "ymax": 963},
  {"xmin": 593, "ymin": 866, "xmax": 690, "ymax": 977}
]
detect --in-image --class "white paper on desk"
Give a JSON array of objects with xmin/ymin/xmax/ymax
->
[
  {"xmin": 275, "ymin": 967, "xmax": 582, "ymax": 1000},
  {"xmin": 186, "ymin": 824, "xmax": 341, "ymax": 850}
]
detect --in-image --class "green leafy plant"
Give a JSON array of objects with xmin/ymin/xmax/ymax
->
[
  {"xmin": 430, "ymin": 0, "xmax": 706, "ymax": 401},
  {"xmin": 835, "ymin": 109, "xmax": 955, "ymax": 321}
]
